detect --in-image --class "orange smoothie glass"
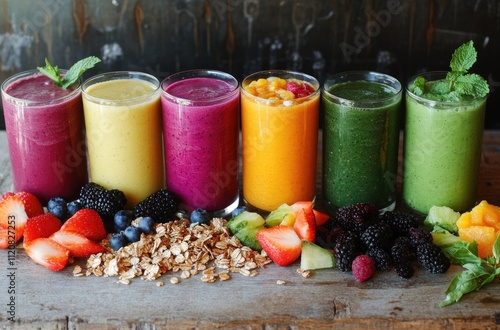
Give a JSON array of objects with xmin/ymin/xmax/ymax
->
[
  {"xmin": 82, "ymin": 72, "xmax": 164, "ymax": 208},
  {"xmin": 241, "ymin": 70, "xmax": 320, "ymax": 212}
]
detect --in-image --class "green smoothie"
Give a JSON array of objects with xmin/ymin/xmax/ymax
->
[
  {"xmin": 403, "ymin": 77, "xmax": 486, "ymax": 214},
  {"xmin": 322, "ymin": 73, "xmax": 401, "ymax": 212}
]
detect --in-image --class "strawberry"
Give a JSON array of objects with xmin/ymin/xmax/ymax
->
[
  {"xmin": 16, "ymin": 192, "xmax": 44, "ymax": 218},
  {"xmin": 0, "ymin": 195, "xmax": 28, "ymax": 243},
  {"xmin": 313, "ymin": 209, "xmax": 330, "ymax": 226},
  {"xmin": 50, "ymin": 230, "xmax": 104, "ymax": 258},
  {"xmin": 24, "ymin": 238, "xmax": 70, "ymax": 271},
  {"xmin": 23, "ymin": 213, "xmax": 62, "ymax": 244},
  {"xmin": 60, "ymin": 208, "xmax": 107, "ymax": 241},
  {"xmin": 291, "ymin": 201, "xmax": 316, "ymax": 242},
  {"xmin": 0, "ymin": 192, "xmax": 15, "ymax": 204},
  {"xmin": 256, "ymin": 226, "xmax": 302, "ymax": 266},
  {"xmin": 0, "ymin": 228, "xmax": 12, "ymax": 249}
]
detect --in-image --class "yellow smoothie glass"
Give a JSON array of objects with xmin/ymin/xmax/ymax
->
[
  {"xmin": 82, "ymin": 72, "xmax": 164, "ymax": 208},
  {"xmin": 241, "ymin": 70, "xmax": 320, "ymax": 212}
]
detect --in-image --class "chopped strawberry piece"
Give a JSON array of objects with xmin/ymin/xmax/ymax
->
[
  {"xmin": 61, "ymin": 209, "xmax": 107, "ymax": 241},
  {"xmin": 0, "ymin": 195, "xmax": 28, "ymax": 241},
  {"xmin": 291, "ymin": 201, "xmax": 316, "ymax": 242},
  {"xmin": 313, "ymin": 209, "xmax": 330, "ymax": 226},
  {"xmin": 50, "ymin": 230, "xmax": 104, "ymax": 258},
  {"xmin": 16, "ymin": 192, "xmax": 44, "ymax": 218},
  {"xmin": 0, "ymin": 227, "xmax": 12, "ymax": 249},
  {"xmin": 256, "ymin": 226, "xmax": 302, "ymax": 266},
  {"xmin": 24, "ymin": 238, "xmax": 70, "ymax": 271},
  {"xmin": 0, "ymin": 192, "xmax": 15, "ymax": 204},
  {"xmin": 23, "ymin": 213, "xmax": 62, "ymax": 244}
]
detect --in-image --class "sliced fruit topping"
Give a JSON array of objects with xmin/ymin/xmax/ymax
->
[
  {"xmin": 0, "ymin": 195, "xmax": 28, "ymax": 243},
  {"xmin": 265, "ymin": 203, "xmax": 293, "ymax": 227},
  {"xmin": 50, "ymin": 230, "xmax": 104, "ymax": 258},
  {"xmin": 313, "ymin": 209, "xmax": 330, "ymax": 226},
  {"xmin": 24, "ymin": 238, "xmax": 70, "ymax": 272},
  {"xmin": 60, "ymin": 208, "xmax": 106, "ymax": 241},
  {"xmin": 0, "ymin": 192, "xmax": 15, "ymax": 204},
  {"xmin": 256, "ymin": 226, "xmax": 301, "ymax": 266},
  {"xmin": 227, "ymin": 211, "xmax": 265, "ymax": 251},
  {"xmin": 300, "ymin": 240, "xmax": 335, "ymax": 270},
  {"xmin": 16, "ymin": 192, "xmax": 44, "ymax": 218},
  {"xmin": 0, "ymin": 228, "xmax": 12, "ymax": 249},
  {"xmin": 291, "ymin": 201, "xmax": 316, "ymax": 242},
  {"xmin": 23, "ymin": 213, "xmax": 62, "ymax": 244}
]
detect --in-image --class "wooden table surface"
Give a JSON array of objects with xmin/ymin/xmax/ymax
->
[{"xmin": 0, "ymin": 129, "xmax": 499, "ymax": 330}]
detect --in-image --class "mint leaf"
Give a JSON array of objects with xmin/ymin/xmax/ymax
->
[
  {"xmin": 429, "ymin": 81, "xmax": 450, "ymax": 95},
  {"xmin": 411, "ymin": 76, "xmax": 426, "ymax": 96},
  {"xmin": 37, "ymin": 58, "xmax": 62, "ymax": 86},
  {"xmin": 61, "ymin": 56, "xmax": 101, "ymax": 89},
  {"xmin": 37, "ymin": 56, "xmax": 101, "ymax": 89},
  {"xmin": 455, "ymin": 74, "xmax": 490, "ymax": 98},
  {"xmin": 450, "ymin": 40, "xmax": 476, "ymax": 73}
]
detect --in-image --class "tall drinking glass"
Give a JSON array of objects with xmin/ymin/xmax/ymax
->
[
  {"xmin": 1, "ymin": 70, "xmax": 88, "ymax": 204},
  {"xmin": 403, "ymin": 72, "xmax": 486, "ymax": 214},
  {"xmin": 161, "ymin": 70, "xmax": 240, "ymax": 217},
  {"xmin": 82, "ymin": 72, "xmax": 164, "ymax": 209},
  {"xmin": 322, "ymin": 71, "xmax": 402, "ymax": 213},
  {"xmin": 241, "ymin": 70, "xmax": 320, "ymax": 213}
]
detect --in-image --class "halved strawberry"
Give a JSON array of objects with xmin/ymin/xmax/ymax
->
[
  {"xmin": 291, "ymin": 201, "xmax": 316, "ymax": 242},
  {"xmin": 313, "ymin": 209, "xmax": 330, "ymax": 226},
  {"xmin": 0, "ymin": 192, "xmax": 15, "ymax": 204},
  {"xmin": 256, "ymin": 226, "xmax": 302, "ymax": 266},
  {"xmin": 60, "ymin": 209, "xmax": 106, "ymax": 241},
  {"xmin": 0, "ymin": 228, "xmax": 12, "ymax": 249},
  {"xmin": 0, "ymin": 195, "xmax": 28, "ymax": 242},
  {"xmin": 50, "ymin": 230, "xmax": 104, "ymax": 258},
  {"xmin": 16, "ymin": 192, "xmax": 44, "ymax": 218},
  {"xmin": 23, "ymin": 213, "xmax": 62, "ymax": 244},
  {"xmin": 24, "ymin": 238, "xmax": 70, "ymax": 271}
]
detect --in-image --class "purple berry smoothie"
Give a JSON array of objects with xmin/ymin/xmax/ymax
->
[
  {"xmin": 161, "ymin": 73, "xmax": 239, "ymax": 215},
  {"xmin": 1, "ymin": 71, "xmax": 88, "ymax": 204}
]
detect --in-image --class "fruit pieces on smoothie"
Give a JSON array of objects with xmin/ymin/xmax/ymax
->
[
  {"xmin": 244, "ymin": 77, "xmax": 315, "ymax": 100},
  {"xmin": 456, "ymin": 200, "xmax": 500, "ymax": 258}
]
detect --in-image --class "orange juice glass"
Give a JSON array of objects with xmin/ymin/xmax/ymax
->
[{"xmin": 241, "ymin": 70, "xmax": 320, "ymax": 212}]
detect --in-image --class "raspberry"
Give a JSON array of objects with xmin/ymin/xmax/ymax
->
[
  {"xmin": 352, "ymin": 255, "xmax": 376, "ymax": 283},
  {"xmin": 335, "ymin": 202, "xmax": 378, "ymax": 235},
  {"xmin": 416, "ymin": 243, "xmax": 451, "ymax": 274},
  {"xmin": 366, "ymin": 247, "xmax": 392, "ymax": 271},
  {"xmin": 361, "ymin": 222, "xmax": 393, "ymax": 250}
]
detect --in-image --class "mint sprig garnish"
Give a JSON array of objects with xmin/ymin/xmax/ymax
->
[
  {"xmin": 410, "ymin": 40, "xmax": 489, "ymax": 101},
  {"xmin": 437, "ymin": 233, "xmax": 500, "ymax": 307},
  {"xmin": 37, "ymin": 56, "xmax": 101, "ymax": 89}
]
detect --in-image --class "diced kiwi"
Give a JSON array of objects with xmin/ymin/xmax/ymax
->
[
  {"xmin": 227, "ymin": 211, "xmax": 265, "ymax": 235},
  {"xmin": 300, "ymin": 241, "xmax": 336, "ymax": 270},
  {"xmin": 265, "ymin": 203, "xmax": 293, "ymax": 227}
]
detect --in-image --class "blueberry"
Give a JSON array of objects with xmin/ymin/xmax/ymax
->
[
  {"xmin": 109, "ymin": 232, "xmax": 128, "ymax": 251},
  {"xmin": 138, "ymin": 216, "xmax": 155, "ymax": 234},
  {"xmin": 114, "ymin": 210, "xmax": 134, "ymax": 231},
  {"xmin": 123, "ymin": 226, "xmax": 142, "ymax": 243},
  {"xmin": 67, "ymin": 200, "xmax": 82, "ymax": 216},
  {"xmin": 190, "ymin": 208, "xmax": 210, "ymax": 225},
  {"xmin": 47, "ymin": 197, "xmax": 68, "ymax": 220},
  {"xmin": 231, "ymin": 206, "xmax": 248, "ymax": 218}
]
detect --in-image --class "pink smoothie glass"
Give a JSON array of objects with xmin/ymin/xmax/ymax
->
[
  {"xmin": 1, "ymin": 70, "xmax": 88, "ymax": 204},
  {"xmin": 161, "ymin": 70, "xmax": 240, "ymax": 217}
]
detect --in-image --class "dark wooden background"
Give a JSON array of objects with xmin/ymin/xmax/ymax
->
[{"xmin": 1, "ymin": 0, "xmax": 499, "ymax": 129}]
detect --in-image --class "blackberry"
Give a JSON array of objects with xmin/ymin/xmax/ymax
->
[
  {"xmin": 416, "ymin": 243, "xmax": 451, "ymax": 274},
  {"xmin": 408, "ymin": 227, "xmax": 433, "ymax": 246},
  {"xmin": 366, "ymin": 247, "xmax": 392, "ymax": 271},
  {"xmin": 79, "ymin": 182, "xmax": 126, "ymax": 220},
  {"xmin": 391, "ymin": 237, "xmax": 416, "ymax": 265},
  {"xmin": 361, "ymin": 222, "xmax": 393, "ymax": 250},
  {"xmin": 395, "ymin": 263, "xmax": 414, "ymax": 279},
  {"xmin": 133, "ymin": 189, "xmax": 179, "ymax": 223},
  {"xmin": 381, "ymin": 211, "xmax": 420, "ymax": 237},
  {"xmin": 334, "ymin": 231, "xmax": 361, "ymax": 272},
  {"xmin": 335, "ymin": 202, "xmax": 378, "ymax": 235}
]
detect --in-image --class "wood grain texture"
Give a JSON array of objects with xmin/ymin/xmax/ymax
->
[{"xmin": 0, "ymin": 130, "xmax": 499, "ymax": 329}]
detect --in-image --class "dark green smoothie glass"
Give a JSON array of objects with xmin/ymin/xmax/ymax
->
[{"xmin": 322, "ymin": 71, "xmax": 402, "ymax": 213}]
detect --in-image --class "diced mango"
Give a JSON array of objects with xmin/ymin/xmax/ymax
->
[{"xmin": 458, "ymin": 225, "xmax": 497, "ymax": 258}]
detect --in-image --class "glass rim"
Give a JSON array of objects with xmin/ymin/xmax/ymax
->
[
  {"xmin": 161, "ymin": 69, "xmax": 239, "ymax": 105},
  {"xmin": 82, "ymin": 71, "xmax": 160, "ymax": 104},
  {"xmin": 322, "ymin": 70, "xmax": 402, "ymax": 107},
  {"xmin": 1, "ymin": 69, "xmax": 82, "ymax": 106},
  {"xmin": 406, "ymin": 70, "xmax": 487, "ymax": 106},
  {"xmin": 241, "ymin": 69, "xmax": 320, "ymax": 102}
]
